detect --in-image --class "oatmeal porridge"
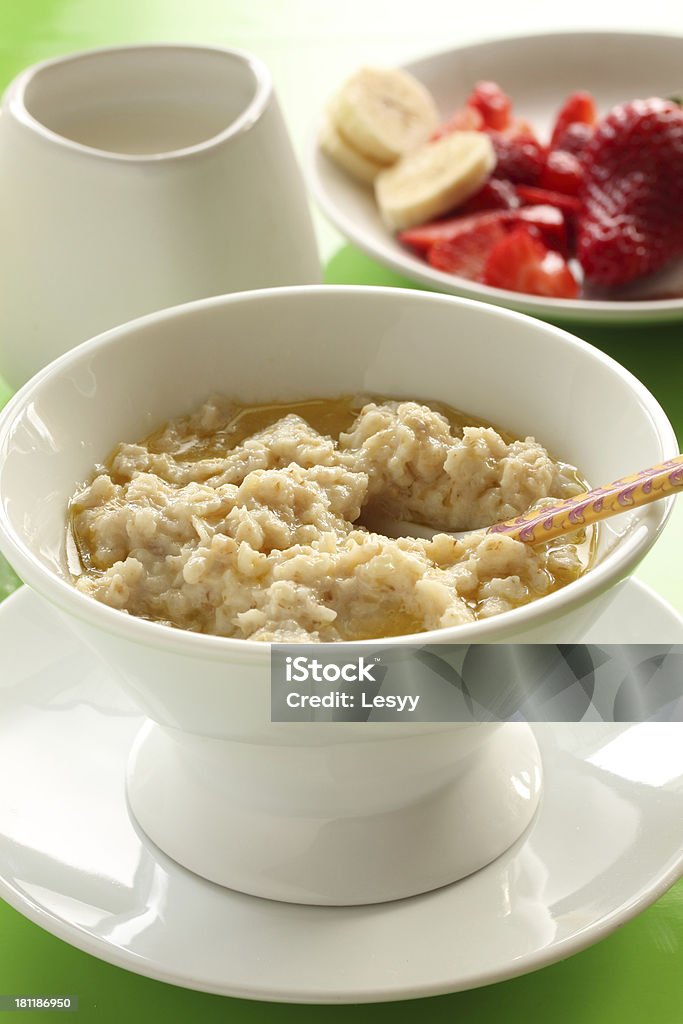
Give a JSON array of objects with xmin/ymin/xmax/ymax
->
[{"xmin": 68, "ymin": 396, "xmax": 592, "ymax": 642}]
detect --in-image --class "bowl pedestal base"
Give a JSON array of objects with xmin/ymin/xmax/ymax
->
[{"xmin": 126, "ymin": 721, "xmax": 542, "ymax": 906}]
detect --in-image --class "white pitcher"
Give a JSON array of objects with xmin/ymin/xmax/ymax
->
[{"xmin": 0, "ymin": 44, "xmax": 320, "ymax": 388}]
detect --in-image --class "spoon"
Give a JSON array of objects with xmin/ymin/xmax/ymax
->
[{"xmin": 372, "ymin": 454, "xmax": 683, "ymax": 546}]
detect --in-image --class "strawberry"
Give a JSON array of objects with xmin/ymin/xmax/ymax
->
[
  {"xmin": 516, "ymin": 186, "xmax": 580, "ymax": 256},
  {"xmin": 504, "ymin": 117, "xmax": 538, "ymax": 141},
  {"xmin": 467, "ymin": 81, "xmax": 512, "ymax": 131},
  {"xmin": 400, "ymin": 210, "xmax": 506, "ymax": 253},
  {"xmin": 428, "ymin": 218, "xmax": 508, "ymax": 278},
  {"xmin": 552, "ymin": 121, "xmax": 593, "ymax": 158},
  {"xmin": 539, "ymin": 150, "xmax": 584, "ymax": 196},
  {"xmin": 430, "ymin": 104, "xmax": 484, "ymax": 140},
  {"xmin": 458, "ymin": 178, "xmax": 520, "ymax": 213},
  {"xmin": 483, "ymin": 227, "xmax": 580, "ymax": 298},
  {"xmin": 517, "ymin": 204, "xmax": 569, "ymax": 255},
  {"xmin": 398, "ymin": 206, "xmax": 566, "ymax": 255},
  {"xmin": 578, "ymin": 98, "xmax": 683, "ymax": 286},
  {"xmin": 550, "ymin": 91, "xmax": 597, "ymax": 149},
  {"xmin": 516, "ymin": 185, "xmax": 582, "ymax": 215},
  {"xmin": 489, "ymin": 130, "xmax": 545, "ymax": 184}
]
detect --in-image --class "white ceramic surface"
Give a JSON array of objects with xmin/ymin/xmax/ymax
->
[
  {"xmin": 0, "ymin": 44, "xmax": 320, "ymax": 388},
  {"xmin": 309, "ymin": 31, "xmax": 683, "ymax": 323},
  {"xmin": 0, "ymin": 583, "xmax": 681, "ymax": 1002},
  {"xmin": 127, "ymin": 719, "xmax": 542, "ymax": 905},
  {"xmin": 0, "ymin": 286, "xmax": 676, "ymax": 905}
]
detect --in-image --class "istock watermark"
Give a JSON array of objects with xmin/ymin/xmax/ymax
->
[
  {"xmin": 271, "ymin": 644, "xmax": 683, "ymax": 723},
  {"xmin": 285, "ymin": 654, "xmax": 379, "ymax": 683},
  {"xmin": 280, "ymin": 652, "xmax": 420, "ymax": 713}
]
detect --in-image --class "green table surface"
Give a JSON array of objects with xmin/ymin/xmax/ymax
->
[{"xmin": 0, "ymin": 1, "xmax": 682, "ymax": 1021}]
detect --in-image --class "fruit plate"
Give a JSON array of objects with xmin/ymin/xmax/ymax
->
[{"xmin": 309, "ymin": 30, "xmax": 683, "ymax": 324}]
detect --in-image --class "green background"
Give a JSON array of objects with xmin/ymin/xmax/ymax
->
[{"xmin": 0, "ymin": 1, "xmax": 681, "ymax": 1021}]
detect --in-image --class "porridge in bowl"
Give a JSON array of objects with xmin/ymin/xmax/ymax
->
[{"xmin": 69, "ymin": 396, "xmax": 593, "ymax": 642}]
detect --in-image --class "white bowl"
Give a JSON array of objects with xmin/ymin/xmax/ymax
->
[
  {"xmin": 309, "ymin": 30, "xmax": 683, "ymax": 323},
  {"xmin": 0, "ymin": 286, "xmax": 676, "ymax": 905}
]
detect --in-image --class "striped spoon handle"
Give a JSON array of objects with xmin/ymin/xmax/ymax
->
[{"xmin": 488, "ymin": 455, "xmax": 683, "ymax": 546}]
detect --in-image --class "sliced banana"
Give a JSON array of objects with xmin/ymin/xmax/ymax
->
[
  {"xmin": 330, "ymin": 67, "xmax": 438, "ymax": 164},
  {"xmin": 375, "ymin": 131, "xmax": 496, "ymax": 231},
  {"xmin": 319, "ymin": 117, "xmax": 387, "ymax": 185}
]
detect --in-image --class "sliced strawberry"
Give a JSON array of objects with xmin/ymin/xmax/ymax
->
[
  {"xmin": 539, "ymin": 150, "xmax": 584, "ymax": 196},
  {"xmin": 552, "ymin": 121, "xmax": 593, "ymax": 158},
  {"xmin": 550, "ymin": 91, "xmax": 598, "ymax": 149},
  {"xmin": 504, "ymin": 117, "xmax": 539, "ymax": 142},
  {"xmin": 483, "ymin": 227, "xmax": 580, "ymax": 298},
  {"xmin": 516, "ymin": 185, "xmax": 582, "ymax": 215},
  {"xmin": 399, "ymin": 211, "xmax": 504, "ymax": 253},
  {"xmin": 399, "ymin": 205, "xmax": 566, "ymax": 256},
  {"xmin": 459, "ymin": 178, "xmax": 520, "ymax": 213},
  {"xmin": 467, "ymin": 81, "xmax": 512, "ymax": 131},
  {"xmin": 430, "ymin": 104, "xmax": 484, "ymax": 140},
  {"xmin": 489, "ymin": 130, "xmax": 545, "ymax": 184},
  {"xmin": 517, "ymin": 204, "xmax": 568, "ymax": 255},
  {"xmin": 452, "ymin": 105, "xmax": 484, "ymax": 131},
  {"xmin": 427, "ymin": 218, "xmax": 508, "ymax": 278}
]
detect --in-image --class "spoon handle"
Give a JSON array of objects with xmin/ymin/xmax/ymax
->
[{"xmin": 489, "ymin": 455, "xmax": 683, "ymax": 545}]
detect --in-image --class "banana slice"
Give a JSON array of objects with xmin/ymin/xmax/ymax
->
[
  {"xmin": 375, "ymin": 131, "xmax": 496, "ymax": 231},
  {"xmin": 330, "ymin": 67, "xmax": 438, "ymax": 164},
  {"xmin": 319, "ymin": 117, "xmax": 386, "ymax": 185}
]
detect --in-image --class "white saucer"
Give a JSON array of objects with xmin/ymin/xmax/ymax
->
[
  {"xmin": 0, "ymin": 582, "xmax": 682, "ymax": 1004},
  {"xmin": 310, "ymin": 31, "xmax": 683, "ymax": 323}
]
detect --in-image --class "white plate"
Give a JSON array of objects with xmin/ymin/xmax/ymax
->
[
  {"xmin": 0, "ymin": 582, "xmax": 682, "ymax": 1004},
  {"xmin": 309, "ymin": 31, "xmax": 683, "ymax": 323}
]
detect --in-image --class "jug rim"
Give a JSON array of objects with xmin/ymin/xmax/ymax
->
[{"xmin": 2, "ymin": 42, "xmax": 272, "ymax": 163}]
